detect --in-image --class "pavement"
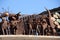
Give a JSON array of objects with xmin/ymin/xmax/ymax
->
[{"xmin": 0, "ymin": 35, "xmax": 60, "ymax": 40}]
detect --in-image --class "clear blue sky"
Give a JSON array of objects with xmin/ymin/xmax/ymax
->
[{"xmin": 0, "ymin": 0, "xmax": 60, "ymax": 15}]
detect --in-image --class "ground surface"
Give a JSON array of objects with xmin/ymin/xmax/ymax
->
[{"xmin": 0, "ymin": 35, "xmax": 60, "ymax": 40}]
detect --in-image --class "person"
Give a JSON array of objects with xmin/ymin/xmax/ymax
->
[
  {"xmin": 41, "ymin": 19, "xmax": 48, "ymax": 35},
  {"xmin": 10, "ymin": 17, "xmax": 17, "ymax": 34},
  {"xmin": 1, "ymin": 17, "xmax": 8, "ymax": 35},
  {"xmin": 37, "ymin": 22, "xmax": 43, "ymax": 35}
]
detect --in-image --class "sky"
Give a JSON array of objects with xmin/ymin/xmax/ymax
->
[{"xmin": 0, "ymin": 0, "xmax": 60, "ymax": 15}]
